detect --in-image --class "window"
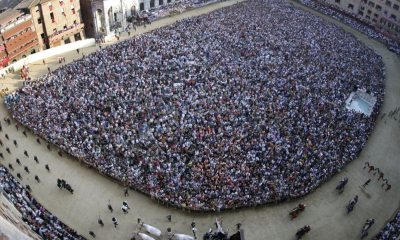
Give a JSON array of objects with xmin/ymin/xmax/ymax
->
[
  {"xmin": 74, "ymin": 32, "xmax": 81, "ymax": 41},
  {"xmin": 390, "ymin": 14, "xmax": 396, "ymax": 20},
  {"xmin": 167, "ymin": 0, "xmax": 171, "ymax": 3},
  {"xmin": 71, "ymin": 5, "xmax": 76, "ymax": 14},
  {"xmin": 394, "ymin": 4, "xmax": 399, "ymax": 10},
  {"xmin": 358, "ymin": 10, "xmax": 364, "ymax": 16},
  {"xmin": 372, "ymin": 18, "xmax": 377, "ymax": 23},
  {"xmin": 40, "ymin": 33, "xmax": 45, "ymax": 39},
  {"xmin": 365, "ymin": 15, "xmax": 371, "ymax": 19},
  {"xmin": 376, "ymin": 5, "xmax": 382, "ymax": 11},
  {"xmin": 37, "ymin": 18, "xmax": 42, "ymax": 24},
  {"xmin": 150, "ymin": 0, "xmax": 155, "ymax": 8},
  {"xmin": 50, "ymin": 12, "xmax": 55, "ymax": 23},
  {"xmin": 374, "ymin": 13, "xmax": 378, "ymax": 18},
  {"xmin": 360, "ymin": 6, "xmax": 365, "ymax": 10},
  {"xmin": 335, "ymin": 0, "xmax": 340, "ymax": 3},
  {"xmin": 385, "ymin": 0, "xmax": 391, "ymax": 7},
  {"xmin": 159, "ymin": 0, "xmax": 163, "ymax": 5},
  {"xmin": 139, "ymin": 2, "xmax": 144, "ymax": 10},
  {"xmin": 367, "ymin": 10, "xmax": 371, "ymax": 14}
]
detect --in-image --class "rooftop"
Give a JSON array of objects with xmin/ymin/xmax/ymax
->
[
  {"xmin": 0, "ymin": 0, "xmax": 24, "ymax": 11},
  {"xmin": 0, "ymin": 9, "xmax": 23, "ymax": 27}
]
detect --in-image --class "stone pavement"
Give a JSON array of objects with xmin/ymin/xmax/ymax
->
[{"xmin": 0, "ymin": 1, "xmax": 399, "ymax": 239}]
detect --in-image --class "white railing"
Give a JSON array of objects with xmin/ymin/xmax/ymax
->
[{"xmin": 0, "ymin": 38, "xmax": 95, "ymax": 76}]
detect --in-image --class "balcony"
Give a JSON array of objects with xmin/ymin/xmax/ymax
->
[
  {"xmin": 5, "ymin": 30, "xmax": 38, "ymax": 52},
  {"xmin": 8, "ymin": 39, "xmax": 38, "ymax": 59},
  {"xmin": 49, "ymin": 23, "xmax": 84, "ymax": 44},
  {"xmin": 3, "ymin": 21, "xmax": 35, "ymax": 40}
]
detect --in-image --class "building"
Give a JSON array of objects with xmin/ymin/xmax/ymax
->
[
  {"xmin": 0, "ymin": 194, "xmax": 41, "ymax": 240},
  {"xmin": 16, "ymin": 0, "xmax": 85, "ymax": 49},
  {"xmin": 323, "ymin": 0, "xmax": 400, "ymax": 40},
  {"xmin": 80, "ymin": 0, "xmax": 176, "ymax": 38},
  {"xmin": 0, "ymin": 9, "xmax": 40, "ymax": 66},
  {"xmin": 80, "ymin": 0, "xmax": 138, "ymax": 37}
]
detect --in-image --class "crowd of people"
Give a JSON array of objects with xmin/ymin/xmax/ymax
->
[
  {"xmin": 4, "ymin": 0, "xmax": 384, "ymax": 211},
  {"xmin": 0, "ymin": 166, "xmax": 84, "ymax": 239},
  {"xmin": 139, "ymin": 0, "xmax": 221, "ymax": 22},
  {"xmin": 300, "ymin": 0, "xmax": 400, "ymax": 55},
  {"xmin": 373, "ymin": 211, "xmax": 400, "ymax": 240}
]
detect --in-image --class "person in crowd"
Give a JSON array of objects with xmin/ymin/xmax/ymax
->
[
  {"xmin": 362, "ymin": 179, "xmax": 371, "ymax": 188},
  {"xmin": 112, "ymin": 217, "xmax": 118, "ymax": 228},
  {"xmin": 0, "ymin": 166, "xmax": 84, "ymax": 239},
  {"xmin": 108, "ymin": 201, "xmax": 114, "ymax": 213},
  {"xmin": 89, "ymin": 231, "xmax": 96, "ymax": 238},
  {"xmin": 98, "ymin": 217, "xmax": 104, "ymax": 227},
  {"xmin": 300, "ymin": 0, "xmax": 400, "ymax": 54},
  {"xmin": 373, "ymin": 211, "xmax": 400, "ymax": 239}
]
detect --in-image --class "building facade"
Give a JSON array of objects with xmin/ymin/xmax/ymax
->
[
  {"xmin": 81, "ymin": 0, "xmax": 177, "ymax": 38},
  {"xmin": 324, "ymin": 0, "xmax": 400, "ymax": 40},
  {"xmin": 86, "ymin": 0, "xmax": 138, "ymax": 37},
  {"xmin": 16, "ymin": 0, "xmax": 85, "ymax": 49},
  {"xmin": 0, "ymin": 9, "xmax": 40, "ymax": 66}
]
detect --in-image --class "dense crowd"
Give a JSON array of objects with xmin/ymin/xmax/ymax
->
[
  {"xmin": 140, "ymin": 0, "xmax": 221, "ymax": 22},
  {"xmin": 300, "ymin": 0, "xmax": 400, "ymax": 55},
  {"xmin": 5, "ymin": 0, "xmax": 384, "ymax": 211},
  {"xmin": 373, "ymin": 211, "xmax": 400, "ymax": 240},
  {"xmin": 0, "ymin": 166, "xmax": 84, "ymax": 239}
]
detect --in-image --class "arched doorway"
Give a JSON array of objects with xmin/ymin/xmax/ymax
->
[
  {"xmin": 96, "ymin": 9, "xmax": 104, "ymax": 32},
  {"xmin": 131, "ymin": 5, "xmax": 136, "ymax": 17},
  {"xmin": 108, "ymin": 7, "xmax": 114, "ymax": 29}
]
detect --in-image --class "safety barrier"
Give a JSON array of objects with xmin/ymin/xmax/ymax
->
[{"xmin": 0, "ymin": 38, "xmax": 95, "ymax": 77}]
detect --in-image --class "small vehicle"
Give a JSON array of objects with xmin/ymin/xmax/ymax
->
[
  {"xmin": 296, "ymin": 225, "xmax": 311, "ymax": 240},
  {"xmin": 346, "ymin": 195, "xmax": 358, "ymax": 214},
  {"xmin": 336, "ymin": 177, "xmax": 349, "ymax": 194},
  {"xmin": 360, "ymin": 219, "xmax": 375, "ymax": 239},
  {"xmin": 289, "ymin": 203, "xmax": 306, "ymax": 220}
]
